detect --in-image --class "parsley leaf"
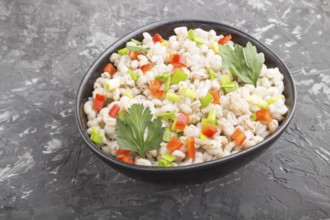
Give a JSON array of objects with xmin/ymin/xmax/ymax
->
[
  {"xmin": 219, "ymin": 42, "xmax": 265, "ymax": 87},
  {"xmin": 115, "ymin": 104, "xmax": 165, "ymax": 158}
]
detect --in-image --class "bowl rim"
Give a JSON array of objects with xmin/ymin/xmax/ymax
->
[{"xmin": 75, "ymin": 19, "xmax": 297, "ymax": 172}]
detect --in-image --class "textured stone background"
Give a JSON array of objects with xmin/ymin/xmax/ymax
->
[{"xmin": 0, "ymin": 0, "xmax": 329, "ymax": 219}]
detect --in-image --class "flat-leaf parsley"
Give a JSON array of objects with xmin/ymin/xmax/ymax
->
[
  {"xmin": 219, "ymin": 42, "xmax": 265, "ymax": 87},
  {"xmin": 115, "ymin": 104, "xmax": 165, "ymax": 158}
]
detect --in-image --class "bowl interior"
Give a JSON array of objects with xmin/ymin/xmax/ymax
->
[{"xmin": 76, "ymin": 20, "xmax": 296, "ymax": 171}]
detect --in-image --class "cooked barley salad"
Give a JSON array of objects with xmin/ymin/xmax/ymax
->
[{"xmin": 84, "ymin": 27, "xmax": 288, "ymax": 167}]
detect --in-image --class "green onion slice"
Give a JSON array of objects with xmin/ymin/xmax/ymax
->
[
  {"xmin": 161, "ymin": 153, "xmax": 176, "ymax": 162},
  {"xmin": 200, "ymin": 93, "xmax": 214, "ymax": 108},
  {"xmin": 171, "ymin": 70, "xmax": 187, "ymax": 84}
]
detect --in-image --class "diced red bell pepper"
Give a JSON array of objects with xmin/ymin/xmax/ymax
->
[
  {"xmin": 149, "ymin": 80, "xmax": 164, "ymax": 98},
  {"xmin": 109, "ymin": 104, "xmax": 120, "ymax": 118},
  {"xmin": 149, "ymin": 80, "xmax": 162, "ymax": 91},
  {"xmin": 151, "ymin": 89, "xmax": 164, "ymax": 98},
  {"xmin": 140, "ymin": 63, "xmax": 153, "ymax": 73},
  {"xmin": 186, "ymin": 136, "xmax": 195, "ymax": 159},
  {"xmin": 171, "ymin": 54, "xmax": 187, "ymax": 67},
  {"xmin": 116, "ymin": 149, "xmax": 131, "ymax": 158},
  {"xmin": 231, "ymin": 128, "xmax": 246, "ymax": 146},
  {"xmin": 118, "ymin": 156, "xmax": 134, "ymax": 164},
  {"xmin": 176, "ymin": 113, "xmax": 189, "ymax": 131},
  {"xmin": 218, "ymin": 34, "xmax": 232, "ymax": 45},
  {"xmin": 103, "ymin": 63, "xmax": 116, "ymax": 76},
  {"xmin": 256, "ymin": 109, "xmax": 273, "ymax": 123},
  {"xmin": 209, "ymin": 89, "xmax": 220, "ymax": 104},
  {"xmin": 201, "ymin": 124, "xmax": 218, "ymax": 138},
  {"xmin": 152, "ymin": 33, "xmax": 163, "ymax": 43},
  {"xmin": 167, "ymin": 136, "xmax": 183, "ymax": 152},
  {"xmin": 93, "ymin": 94, "xmax": 105, "ymax": 111},
  {"xmin": 128, "ymin": 50, "xmax": 139, "ymax": 60}
]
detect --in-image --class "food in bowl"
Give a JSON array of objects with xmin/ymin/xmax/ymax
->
[{"xmin": 83, "ymin": 27, "xmax": 288, "ymax": 167}]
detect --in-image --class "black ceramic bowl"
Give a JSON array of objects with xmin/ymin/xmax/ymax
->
[{"xmin": 76, "ymin": 20, "xmax": 296, "ymax": 185}]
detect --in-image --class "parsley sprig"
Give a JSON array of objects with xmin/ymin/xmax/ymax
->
[
  {"xmin": 115, "ymin": 104, "xmax": 165, "ymax": 158},
  {"xmin": 219, "ymin": 42, "xmax": 265, "ymax": 87}
]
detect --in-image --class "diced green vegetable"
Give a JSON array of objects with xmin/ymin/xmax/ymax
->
[
  {"xmin": 210, "ymin": 42, "xmax": 220, "ymax": 54},
  {"xmin": 91, "ymin": 133, "xmax": 103, "ymax": 144},
  {"xmin": 246, "ymin": 95, "xmax": 269, "ymax": 109},
  {"xmin": 163, "ymin": 128, "xmax": 172, "ymax": 142},
  {"xmin": 200, "ymin": 133, "xmax": 208, "ymax": 140},
  {"xmin": 223, "ymin": 83, "xmax": 238, "ymax": 94},
  {"xmin": 171, "ymin": 118, "xmax": 178, "ymax": 131},
  {"xmin": 257, "ymin": 100, "xmax": 269, "ymax": 109},
  {"xmin": 220, "ymin": 75, "xmax": 238, "ymax": 94},
  {"xmin": 157, "ymin": 112, "xmax": 176, "ymax": 119},
  {"xmin": 267, "ymin": 95, "xmax": 284, "ymax": 104},
  {"xmin": 200, "ymin": 93, "xmax": 214, "ymax": 108},
  {"xmin": 158, "ymin": 159, "xmax": 172, "ymax": 167},
  {"xmin": 182, "ymin": 87, "xmax": 197, "ymax": 99},
  {"xmin": 127, "ymin": 69, "xmax": 139, "ymax": 80},
  {"xmin": 171, "ymin": 70, "xmax": 187, "ymax": 84},
  {"xmin": 130, "ymin": 38, "xmax": 142, "ymax": 45},
  {"xmin": 220, "ymin": 83, "xmax": 236, "ymax": 88},
  {"xmin": 104, "ymin": 78, "xmax": 121, "ymax": 91},
  {"xmin": 251, "ymin": 112, "xmax": 257, "ymax": 121},
  {"xmin": 161, "ymin": 41, "xmax": 168, "ymax": 46},
  {"xmin": 166, "ymin": 92, "xmax": 180, "ymax": 102},
  {"xmin": 194, "ymin": 37, "xmax": 204, "ymax": 44},
  {"xmin": 206, "ymin": 67, "xmax": 217, "ymax": 79},
  {"xmin": 201, "ymin": 109, "xmax": 217, "ymax": 126},
  {"xmin": 207, "ymin": 109, "xmax": 217, "ymax": 124},
  {"xmin": 118, "ymin": 48, "xmax": 128, "ymax": 55},
  {"xmin": 124, "ymin": 90, "xmax": 134, "ymax": 99},
  {"xmin": 201, "ymin": 118, "xmax": 216, "ymax": 126},
  {"xmin": 201, "ymin": 118, "xmax": 208, "ymax": 126},
  {"xmin": 188, "ymin": 29, "xmax": 204, "ymax": 44},
  {"xmin": 155, "ymin": 72, "xmax": 172, "ymax": 80},
  {"xmin": 165, "ymin": 77, "xmax": 171, "ymax": 93},
  {"xmin": 188, "ymin": 29, "xmax": 195, "ymax": 41},
  {"xmin": 90, "ymin": 127, "xmax": 103, "ymax": 144},
  {"xmin": 220, "ymin": 75, "xmax": 232, "ymax": 85},
  {"xmin": 161, "ymin": 153, "xmax": 176, "ymax": 162},
  {"xmin": 91, "ymin": 127, "xmax": 98, "ymax": 134}
]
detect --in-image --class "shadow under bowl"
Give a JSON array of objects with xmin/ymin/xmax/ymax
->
[{"xmin": 76, "ymin": 20, "xmax": 297, "ymax": 185}]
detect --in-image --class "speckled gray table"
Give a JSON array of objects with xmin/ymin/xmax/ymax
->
[{"xmin": 0, "ymin": 0, "xmax": 329, "ymax": 219}]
